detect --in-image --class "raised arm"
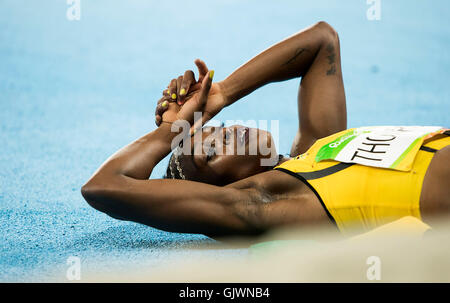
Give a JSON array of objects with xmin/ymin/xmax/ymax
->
[
  {"xmin": 157, "ymin": 22, "xmax": 347, "ymax": 154},
  {"xmin": 81, "ymin": 73, "xmax": 265, "ymax": 237},
  {"xmin": 219, "ymin": 21, "xmax": 347, "ymax": 155}
]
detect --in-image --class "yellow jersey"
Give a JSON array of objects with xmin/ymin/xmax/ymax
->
[{"xmin": 275, "ymin": 128, "xmax": 450, "ymax": 235}]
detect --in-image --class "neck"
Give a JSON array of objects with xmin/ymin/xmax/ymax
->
[
  {"xmin": 279, "ymin": 155, "xmax": 291, "ymax": 165},
  {"xmin": 272, "ymin": 154, "xmax": 291, "ymax": 168},
  {"xmin": 262, "ymin": 155, "xmax": 291, "ymax": 172}
]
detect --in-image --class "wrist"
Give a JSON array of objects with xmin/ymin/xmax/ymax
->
[
  {"xmin": 155, "ymin": 122, "xmax": 178, "ymax": 144},
  {"xmin": 218, "ymin": 70, "xmax": 263, "ymax": 106},
  {"xmin": 217, "ymin": 79, "xmax": 236, "ymax": 107},
  {"xmin": 156, "ymin": 120, "xmax": 190, "ymax": 148}
]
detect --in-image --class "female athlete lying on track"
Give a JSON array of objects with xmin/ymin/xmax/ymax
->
[{"xmin": 81, "ymin": 22, "xmax": 450, "ymax": 239}]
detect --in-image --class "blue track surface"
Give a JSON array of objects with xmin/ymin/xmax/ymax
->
[{"xmin": 1, "ymin": 1, "xmax": 449, "ymax": 282}]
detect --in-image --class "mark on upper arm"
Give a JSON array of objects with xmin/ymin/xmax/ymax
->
[
  {"xmin": 282, "ymin": 47, "xmax": 310, "ymax": 66},
  {"xmin": 325, "ymin": 43, "xmax": 337, "ymax": 76}
]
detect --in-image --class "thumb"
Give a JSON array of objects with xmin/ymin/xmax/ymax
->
[
  {"xmin": 197, "ymin": 70, "xmax": 214, "ymax": 108},
  {"xmin": 189, "ymin": 70, "xmax": 214, "ymax": 135}
]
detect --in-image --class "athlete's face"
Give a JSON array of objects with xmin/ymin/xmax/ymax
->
[{"xmin": 181, "ymin": 125, "xmax": 278, "ymax": 185}]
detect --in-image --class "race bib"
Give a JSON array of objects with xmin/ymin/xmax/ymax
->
[{"xmin": 315, "ymin": 126, "xmax": 447, "ymax": 171}]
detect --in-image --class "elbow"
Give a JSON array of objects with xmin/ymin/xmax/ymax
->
[
  {"xmin": 313, "ymin": 21, "xmax": 339, "ymax": 44},
  {"xmin": 81, "ymin": 177, "xmax": 129, "ymax": 221},
  {"xmin": 81, "ymin": 182, "xmax": 95, "ymax": 204},
  {"xmin": 81, "ymin": 181, "xmax": 104, "ymax": 211},
  {"xmin": 81, "ymin": 179, "xmax": 116, "ymax": 215}
]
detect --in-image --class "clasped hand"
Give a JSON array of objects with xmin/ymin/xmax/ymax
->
[{"xmin": 154, "ymin": 59, "xmax": 227, "ymax": 133}]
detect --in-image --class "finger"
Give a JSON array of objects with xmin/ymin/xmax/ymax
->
[
  {"xmin": 155, "ymin": 99, "xmax": 170, "ymax": 126},
  {"xmin": 179, "ymin": 87, "xmax": 199, "ymax": 105},
  {"xmin": 195, "ymin": 59, "xmax": 209, "ymax": 83},
  {"xmin": 176, "ymin": 76, "xmax": 183, "ymax": 105},
  {"xmin": 179, "ymin": 70, "xmax": 195, "ymax": 104},
  {"xmin": 189, "ymin": 70, "xmax": 214, "ymax": 135},
  {"xmin": 168, "ymin": 79, "xmax": 178, "ymax": 101},
  {"xmin": 197, "ymin": 70, "xmax": 214, "ymax": 107},
  {"xmin": 157, "ymin": 95, "xmax": 168, "ymax": 105},
  {"xmin": 155, "ymin": 115, "xmax": 162, "ymax": 127},
  {"xmin": 163, "ymin": 87, "xmax": 170, "ymax": 96},
  {"xmin": 155, "ymin": 101, "xmax": 167, "ymax": 126},
  {"xmin": 162, "ymin": 90, "xmax": 175, "ymax": 104},
  {"xmin": 156, "ymin": 95, "xmax": 171, "ymax": 109}
]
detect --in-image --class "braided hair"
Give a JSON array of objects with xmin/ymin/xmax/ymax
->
[{"xmin": 164, "ymin": 147, "xmax": 186, "ymax": 180}]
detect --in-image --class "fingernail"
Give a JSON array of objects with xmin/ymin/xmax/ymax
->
[
  {"xmin": 162, "ymin": 101, "xmax": 168, "ymax": 108},
  {"xmin": 209, "ymin": 70, "xmax": 214, "ymax": 80},
  {"xmin": 171, "ymin": 93, "xmax": 177, "ymax": 99},
  {"xmin": 180, "ymin": 88, "xmax": 186, "ymax": 96}
]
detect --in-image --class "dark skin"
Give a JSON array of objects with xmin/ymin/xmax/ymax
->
[
  {"xmin": 81, "ymin": 21, "xmax": 450, "ymax": 239},
  {"xmin": 168, "ymin": 124, "xmax": 279, "ymax": 186}
]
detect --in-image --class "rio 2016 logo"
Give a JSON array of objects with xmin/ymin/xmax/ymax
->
[{"xmin": 328, "ymin": 131, "xmax": 359, "ymax": 148}]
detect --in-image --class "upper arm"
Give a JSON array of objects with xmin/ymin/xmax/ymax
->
[
  {"xmin": 291, "ymin": 22, "xmax": 347, "ymax": 156},
  {"xmin": 81, "ymin": 175, "xmax": 264, "ymax": 238}
]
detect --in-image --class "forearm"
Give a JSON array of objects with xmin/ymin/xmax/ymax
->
[
  {"xmin": 219, "ymin": 21, "xmax": 334, "ymax": 105},
  {"xmin": 85, "ymin": 123, "xmax": 178, "ymax": 184}
]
